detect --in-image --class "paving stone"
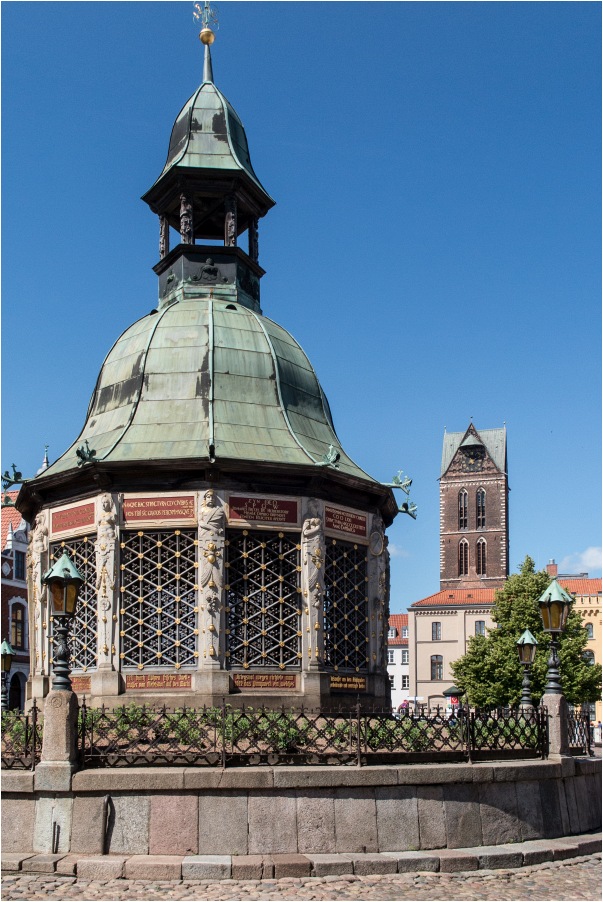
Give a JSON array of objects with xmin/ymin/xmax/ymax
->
[
  {"xmin": 309, "ymin": 854, "xmax": 355, "ymax": 877},
  {"xmin": 181, "ymin": 855, "xmax": 231, "ymax": 880},
  {"xmin": 0, "ymin": 854, "xmax": 35, "ymax": 872},
  {"xmin": 381, "ymin": 851, "xmax": 439, "ymax": 872},
  {"xmin": 124, "ymin": 855, "xmax": 183, "ymax": 880},
  {"xmin": 520, "ymin": 841, "xmax": 555, "ymax": 866},
  {"xmin": 575, "ymin": 833, "xmax": 602, "ymax": 856},
  {"xmin": 231, "ymin": 855, "xmax": 264, "ymax": 880},
  {"xmin": 25, "ymin": 854, "xmax": 66, "ymax": 874},
  {"xmin": 437, "ymin": 849, "xmax": 479, "ymax": 872},
  {"xmin": 271, "ymin": 854, "xmax": 312, "ymax": 878},
  {"xmin": 76, "ymin": 856, "xmax": 127, "ymax": 879},
  {"xmin": 465, "ymin": 844, "xmax": 523, "ymax": 869},
  {"xmin": 346, "ymin": 852, "xmax": 398, "ymax": 875}
]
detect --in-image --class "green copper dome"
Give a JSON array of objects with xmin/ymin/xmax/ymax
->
[{"xmin": 39, "ymin": 297, "xmax": 378, "ymax": 484}]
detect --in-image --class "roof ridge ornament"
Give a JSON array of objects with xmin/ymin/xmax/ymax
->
[{"xmin": 194, "ymin": 1, "xmax": 218, "ymax": 83}]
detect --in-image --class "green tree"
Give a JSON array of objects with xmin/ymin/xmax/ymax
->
[{"xmin": 450, "ymin": 556, "xmax": 601, "ymax": 708}]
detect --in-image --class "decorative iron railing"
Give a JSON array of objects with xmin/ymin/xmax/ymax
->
[
  {"xmin": 1, "ymin": 701, "xmax": 43, "ymax": 770},
  {"xmin": 567, "ymin": 708, "xmax": 592, "ymax": 756},
  {"xmin": 78, "ymin": 700, "xmax": 548, "ymax": 768}
]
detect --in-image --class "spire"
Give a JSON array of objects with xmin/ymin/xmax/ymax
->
[
  {"xmin": 203, "ymin": 42, "xmax": 214, "ymax": 83},
  {"xmin": 195, "ymin": 1, "xmax": 217, "ymax": 82},
  {"xmin": 36, "ymin": 445, "xmax": 49, "ymax": 475}
]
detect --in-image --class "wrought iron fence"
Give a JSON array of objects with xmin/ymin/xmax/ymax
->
[
  {"xmin": 567, "ymin": 708, "xmax": 592, "ymax": 756},
  {"xmin": 1, "ymin": 701, "xmax": 43, "ymax": 770},
  {"xmin": 78, "ymin": 700, "xmax": 548, "ymax": 768}
]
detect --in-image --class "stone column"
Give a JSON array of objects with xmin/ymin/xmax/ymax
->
[
  {"xmin": 301, "ymin": 499, "xmax": 325, "ymax": 671},
  {"xmin": 194, "ymin": 490, "xmax": 230, "ymax": 696},
  {"xmin": 91, "ymin": 493, "xmax": 120, "ymax": 697},
  {"xmin": 542, "ymin": 693, "xmax": 571, "ymax": 756},
  {"xmin": 35, "ymin": 689, "xmax": 79, "ymax": 792}
]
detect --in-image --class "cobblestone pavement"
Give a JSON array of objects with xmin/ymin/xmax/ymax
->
[{"xmin": 2, "ymin": 854, "xmax": 601, "ymax": 901}]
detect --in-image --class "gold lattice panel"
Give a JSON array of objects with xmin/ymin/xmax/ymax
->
[
  {"xmin": 50, "ymin": 537, "xmax": 97, "ymax": 672},
  {"xmin": 225, "ymin": 530, "xmax": 301, "ymax": 669},
  {"xmin": 119, "ymin": 529, "xmax": 198, "ymax": 670},
  {"xmin": 324, "ymin": 539, "xmax": 369, "ymax": 672}
]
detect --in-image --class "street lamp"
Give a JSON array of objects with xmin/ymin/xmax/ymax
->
[
  {"xmin": 538, "ymin": 578, "xmax": 572, "ymax": 695},
  {"xmin": 42, "ymin": 552, "xmax": 85, "ymax": 692},
  {"xmin": 516, "ymin": 629, "xmax": 538, "ymax": 706},
  {"xmin": 1, "ymin": 639, "xmax": 15, "ymax": 712}
]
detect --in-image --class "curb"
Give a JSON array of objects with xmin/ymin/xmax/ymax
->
[{"xmin": 2, "ymin": 833, "xmax": 601, "ymax": 880}]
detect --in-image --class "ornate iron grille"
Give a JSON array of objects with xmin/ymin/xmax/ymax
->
[
  {"xmin": 324, "ymin": 539, "xmax": 369, "ymax": 672},
  {"xmin": 1, "ymin": 702, "xmax": 42, "ymax": 770},
  {"xmin": 50, "ymin": 538, "xmax": 97, "ymax": 672},
  {"xmin": 119, "ymin": 529, "xmax": 198, "ymax": 670},
  {"xmin": 225, "ymin": 530, "xmax": 301, "ymax": 669}
]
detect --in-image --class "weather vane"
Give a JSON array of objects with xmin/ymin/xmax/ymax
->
[{"xmin": 193, "ymin": 1, "xmax": 218, "ymax": 43}]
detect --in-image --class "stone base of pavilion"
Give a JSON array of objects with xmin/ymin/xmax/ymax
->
[{"xmin": 2, "ymin": 758, "xmax": 601, "ymax": 861}]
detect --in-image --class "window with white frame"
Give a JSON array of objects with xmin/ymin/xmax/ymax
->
[
  {"xmin": 475, "ymin": 620, "xmax": 486, "ymax": 636},
  {"xmin": 389, "ymin": 674, "xmax": 395, "ymax": 689},
  {"xmin": 402, "ymin": 675, "xmax": 409, "ymax": 689},
  {"xmin": 432, "ymin": 621, "xmax": 441, "ymax": 641},
  {"xmin": 402, "ymin": 626, "xmax": 408, "ymax": 638},
  {"xmin": 401, "ymin": 649, "xmax": 409, "ymax": 664},
  {"xmin": 388, "ymin": 627, "xmax": 397, "ymax": 639},
  {"xmin": 387, "ymin": 649, "xmax": 395, "ymax": 665}
]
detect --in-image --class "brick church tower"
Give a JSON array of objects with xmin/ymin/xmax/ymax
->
[{"xmin": 439, "ymin": 424, "xmax": 508, "ymax": 590}]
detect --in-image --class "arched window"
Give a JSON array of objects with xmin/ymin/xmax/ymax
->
[
  {"xmin": 585, "ymin": 623, "xmax": 594, "ymax": 639},
  {"xmin": 10, "ymin": 604, "xmax": 25, "ymax": 650},
  {"xmin": 431, "ymin": 655, "xmax": 443, "ymax": 680},
  {"xmin": 476, "ymin": 489, "xmax": 486, "ymax": 528},
  {"xmin": 476, "ymin": 538, "xmax": 487, "ymax": 576},
  {"xmin": 583, "ymin": 651, "xmax": 595, "ymax": 666},
  {"xmin": 458, "ymin": 491, "xmax": 468, "ymax": 529},
  {"xmin": 458, "ymin": 539, "xmax": 469, "ymax": 576}
]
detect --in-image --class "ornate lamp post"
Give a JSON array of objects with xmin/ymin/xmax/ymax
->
[
  {"xmin": 42, "ymin": 552, "xmax": 84, "ymax": 692},
  {"xmin": 1, "ymin": 639, "xmax": 15, "ymax": 712},
  {"xmin": 516, "ymin": 629, "xmax": 538, "ymax": 706},
  {"xmin": 538, "ymin": 578, "xmax": 572, "ymax": 694}
]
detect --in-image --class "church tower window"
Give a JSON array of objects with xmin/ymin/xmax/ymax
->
[
  {"xmin": 476, "ymin": 489, "xmax": 486, "ymax": 528},
  {"xmin": 458, "ymin": 490, "xmax": 468, "ymax": 530},
  {"xmin": 458, "ymin": 539, "xmax": 469, "ymax": 576}
]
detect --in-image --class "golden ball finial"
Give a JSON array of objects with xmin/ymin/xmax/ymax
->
[{"xmin": 200, "ymin": 26, "xmax": 215, "ymax": 45}]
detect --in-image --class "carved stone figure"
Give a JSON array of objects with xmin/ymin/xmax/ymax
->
[
  {"xmin": 302, "ymin": 502, "xmax": 325, "ymax": 666},
  {"xmin": 95, "ymin": 494, "xmax": 117, "ymax": 592},
  {"xmin": 31, "ymin": 512, "xmax": 49, "ymax": 674},
  {"xmin": 224, "ymin": 196, "xmax": 237, "ymax": 247},
  {"xmin": 180, "ymin": 193, "xmax": 194, "ymax": 244},
  {"xmin": 249, "ymin": 218, "xmax": 259, "ymax": 262},
  {"xmin": 159, "ymin": 214, "xmax": 170, "ymax": 258},
  {"xmin": 198, "ymin": 490, "xmax": 226, "ymax": 661}
]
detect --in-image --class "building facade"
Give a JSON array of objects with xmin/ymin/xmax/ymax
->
[
  {"xmin": 386, "ymin": 613, "xmax": 409, "ymax": 711},
  {"xmin": 1, "ymin": 494, "xmax": 30, "ymax": 709}
]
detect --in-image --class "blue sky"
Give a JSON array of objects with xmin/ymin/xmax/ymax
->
[{"xmin": 2, "ymin": 2, "xmax": 601, "ymax": 609}]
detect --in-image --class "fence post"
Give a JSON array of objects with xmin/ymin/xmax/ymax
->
[
  {"xmin": 466, "ymin": 708, "xmax": 473, "ymax": 763},
  {"xmin": 30, "ymin": 699, "xmax": 38, "ymax": 771},
  {"xmin": 220, "ymin": 697, "xmax": 226, "ymax": 770},
  {"xmin": 356, "ymin": 697, "xmax": 362, "ymax": 767}
]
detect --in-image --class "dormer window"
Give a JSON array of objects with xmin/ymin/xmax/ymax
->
[{"xmin": 387, "ymin": 627, "xmax": 397, "ymax": 639}]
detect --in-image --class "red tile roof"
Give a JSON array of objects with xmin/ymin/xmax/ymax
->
[
  {"xmin": 559, "ymin": 578, "xmax": 601, "ymax": 597},
  {"xmin": 387, "ymin": 613, "xmax": 408, "ymax": 645},
  {"xmin": 1, "ymin": 493, "xmax": 24, "ymax": 549},
  {"xmin": 410, "ymin": 588, "xmax": 497, "ymax": 608}
]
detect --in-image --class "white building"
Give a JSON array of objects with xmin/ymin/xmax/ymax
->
[{"xmin": 387, "ymin": 613, "xmax": 410, "ymax": 711}]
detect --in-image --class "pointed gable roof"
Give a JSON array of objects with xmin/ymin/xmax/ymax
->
[{"xmin": 441, "ymin": 423, "xmax": 507, "ymax": 477}]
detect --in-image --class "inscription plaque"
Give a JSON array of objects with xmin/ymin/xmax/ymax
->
[
  {"xmin": 70, "ymin": 676, "xmax": 91, "ymax": 693},
  {"xmin": 228, "ymin": 495, "xmax": 299, "ymax": 527},
  {"xmin": 324, "ymin": 506, "xmax": 367, "ymax": 538},
  {"xmin": 123, "ymin": 495, "xmax": 196, "ymax": 524},
  {"xmin": 330, "ymin": 675, "xmax": 367, "ymax": 692},
  {"xmin": 52, "ymin": 503, "xmax": 95, "ymax": 535},
  {"xmin": 125, "ymin": 673, "xmax": 192, "ymax": 690},
  {"xmin": 233, "ymin": 673, "xmax": 297, "ymax": 690}
]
